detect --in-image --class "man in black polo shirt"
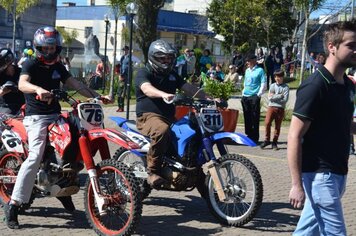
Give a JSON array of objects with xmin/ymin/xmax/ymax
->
[
  {"xmin": 288, "ymin": 20, "xmax": 356, "ymax": 236},
  {"xmin": 135, "ymin": 39, "xmax": 208, "ymax": 188}
]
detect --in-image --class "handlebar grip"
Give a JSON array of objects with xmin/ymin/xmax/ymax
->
[{"xmin": 163, "ymin": 97, "xmax": 174, "ymax": 104}]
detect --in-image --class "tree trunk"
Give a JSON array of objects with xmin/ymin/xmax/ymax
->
[
  {"xmin": 109, "ymin": 18, "xmax": 118, "ymax": 99},
  {"xmin": 299, "ymin": 9, "xmax": 309, "ymax": 84}
]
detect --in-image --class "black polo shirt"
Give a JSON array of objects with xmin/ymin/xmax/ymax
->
[
  {"xmin": 135, "ymin": 65, "xmax": 185, "ymax": 119},
  {"xmin": 293, "ymin": 65, "xmax": 355, "ymax": 175},
  {"xmin": 21, "ymin": 59, "xmax": 70, "ymax": 116}
]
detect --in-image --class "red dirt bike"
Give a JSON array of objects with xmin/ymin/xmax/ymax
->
[{"xmin": 0, "ymin": 89, "xmax": 142, "ymax": 236}]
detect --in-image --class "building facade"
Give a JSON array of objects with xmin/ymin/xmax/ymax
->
[
  {"xmin": 56, "ymin": 4, "xmax": 216, "ymax": 70},
  {"xmin": 0, "ymin": 0, "xmax": 57, "ymax": 56}
]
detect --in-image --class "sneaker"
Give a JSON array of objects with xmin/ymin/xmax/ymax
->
[
  {"xmin": 260, "ymin": 141, "xmax": 271, "ymax": 149},
  {"xmin": 272, "ymin": 142, "xmax": 279, "ymax": 150},
  {"xmin": 56, "ymin": 196, "xmax": 76, "ymax": 213},
  {"xmin": 147, "ymin": 173, "xmax": 167, "ymax": 189},
  {"xmin": 4, "ymin": 203, "xmax": 19, "ymax": 229},
  {"xmin": 116, "ymin": 108, "xmax": 124, "ymax": 112}
]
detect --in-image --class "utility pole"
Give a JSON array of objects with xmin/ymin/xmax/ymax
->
[
  {"xmin": 352, "ymin": 0, "xmax": 355, "ymax": 19},
  {"xmin": 12, "ymin": 0, "xmax": 16, "ymax": 53}
]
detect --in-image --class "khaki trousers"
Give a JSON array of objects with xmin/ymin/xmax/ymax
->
[{"xmin": 136, "ymin": 113, "xmax": 173, "ymax": 174}]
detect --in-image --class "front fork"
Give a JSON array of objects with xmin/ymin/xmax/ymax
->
[
  {"xmin": 78, "ymin": 134, "xmax": 107, "ymax": 215},
  {"xmin": 202, "ymin": 137, "xmax": 227, "ymax": 201}
]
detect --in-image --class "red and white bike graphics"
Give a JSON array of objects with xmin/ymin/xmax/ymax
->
[{"xmin": 0, "ymin": 89, "xmax": 142, "ymax": 236}]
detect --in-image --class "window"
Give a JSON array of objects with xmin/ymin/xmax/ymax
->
[
  {"xmin": 174, "ymin": 33, "xmax": 187, "ymax": 49},
  {"xmin": 85, "ymin": 27, "xmax": 93, "ymax": 38}
]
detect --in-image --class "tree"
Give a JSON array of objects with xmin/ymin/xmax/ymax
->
[
  {"xmin": 136, "ymin": 0, "xmax": 165, "ymax": 63},
  {"xmin": 0, "ymin": 0, "xmax": 41, "ymax": 52},
  {"xmin": 56, "ymin": 27, "xmax": 78, "ymax": 57},
  {"xmin": 293, "ymin": 0, "xmax": 325, "ymax": 83},
  {"xmin": 207, "ymin": 0, "xmax": 296, "ymax": 53},
  {"xmin": 106, "ymin": 0, "xmax": 130, "ymax": 97}
]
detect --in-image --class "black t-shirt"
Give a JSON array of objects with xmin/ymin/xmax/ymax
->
[
  {"xmin": 293, "ymin": 65, "xmax": 355, "ymax": 175},
  {"xmin": 0, "ymin": 66, "xmax": 25, "ymax": 114},
  {"xmin": 135, "ymin": 65, "xmax": 186, "ymax": 119},
  {"xmin": 21, "ymin": 59, "xmax": 71, "ymax": 116}
]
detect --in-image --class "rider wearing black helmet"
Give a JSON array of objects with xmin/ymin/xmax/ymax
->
[
  {"xmin": 0, "ymin": 48, "xmax": 25, "ymax": 115},
  {"xmin": 135, "ymin": 39, "xmax": 208, "ymax": 188},
  {"xmin": 3, "ymin": 26, "xmax": 112, "ymax": 229}
]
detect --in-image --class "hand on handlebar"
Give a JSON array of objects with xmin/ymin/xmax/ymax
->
[
  {"xmin": 100, "ymin": 95, "xmax": 113, "ymax": 104},
  {"xmin": 162, "ymin": 93, "xmax": 175, "ymax": 104},
  {"xmin": 36, "ymin": 87, "xmax": 53, "ymax": 105}
]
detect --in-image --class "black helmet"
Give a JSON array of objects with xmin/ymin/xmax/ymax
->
[
  {"xmin": 0, "ymin": 48, "xmax": 14, "ymax": 73},
  {"xmin": 33, "ymin": 26, "xmax": 62, "ymax": 64},
  {"xmin": 148, "ymin": 39, "xmax": 176, "ymax": 75}
]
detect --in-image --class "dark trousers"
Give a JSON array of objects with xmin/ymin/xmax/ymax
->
[
  {"xmin": 241, "ymin": 95, "xmax": 261, "ymax": 143},
  {"xmin": 266, "ymin": 71, "xmax": 274, "ymax": 90},
  {"xmin": 117, "ymin": 80, "xmax": 127, "ymax": 109},
  {"xmin": 136, "ymin": 113, "xmax": 173, "ymax": 174},
  {"xmin": 264, "ymin": 106, "xmax": 285, "ymax": 143}
]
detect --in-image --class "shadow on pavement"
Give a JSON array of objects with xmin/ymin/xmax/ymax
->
[
  {"xmin": 138, "ymin": 195, "xmax": 298, "ymax": 235},
  {"xmin": 20, "ymin": 207, "xmax": 90, "ymax": 229}
]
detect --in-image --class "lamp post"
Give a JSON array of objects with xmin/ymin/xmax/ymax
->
[
  {"xmin": 125, "ymin": 2, "xmax": 138, "ymax": 120},
  {"xmin": 102, "ymin": 14, "xmax": 110, "ymax": 93}
]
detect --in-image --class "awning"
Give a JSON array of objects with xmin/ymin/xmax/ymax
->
[{"xmin": 157, "ymin": 25, "xmax": 216, "ymax": 37}]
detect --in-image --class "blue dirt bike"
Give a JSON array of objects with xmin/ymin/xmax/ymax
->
[{"xmin": 110, "ymin": 95, "xmax": 263, "ymax": 226}]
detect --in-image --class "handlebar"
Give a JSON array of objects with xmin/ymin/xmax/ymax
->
[{"xmin": 166, "ymin": 94, "xmax": 228, "ymax": 110}]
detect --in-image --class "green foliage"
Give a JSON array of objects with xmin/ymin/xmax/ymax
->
[
  {"xmin": 106, "ymin": 0, "xmax": 129, "ymax": 14},
  {"xmin": 0, "ymin": 0, "xmax": 41, "ymax": 16},
  {"xmin": 203, "ymin": 79, "xmax": 236, "ymax": 101},
  {"xmin": 56, "ymin": 27, "xmax": 78, "ymax": 47},
  {"xmin": 207, "ymin": 0, "xmax": 297, "ymax": 51}
]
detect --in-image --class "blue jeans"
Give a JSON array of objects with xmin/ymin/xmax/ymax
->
[{"xmin": 293, "ymin": 172, "xmax": 347, "ymax": 236}]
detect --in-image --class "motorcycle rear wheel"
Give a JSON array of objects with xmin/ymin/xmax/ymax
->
[
  {"xmin": 114, "ymin": 147, "xmax": 151, "ymax": 200},
  {"xmin": 84, "ymin": 159, "xmax": 142, "ymax": 236},
  {"xmin": 0, "ymin": 149, "xmax": 34, "ymax": 213},
  {"xmin": 204, "ymin": 154, "xmax": 263, "ymax": 226}
]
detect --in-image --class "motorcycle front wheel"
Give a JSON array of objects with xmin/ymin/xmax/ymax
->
[
  {"xmin": 84, "ymin": 159, "xmax": 142, "ymax": 236},
  {"xmin": 0, "ymin": 149, "xmax": 34, "ymax": 213},
  {"xmin": 204, "ymin": 154, "xmax": 263, "ymax": 226}
]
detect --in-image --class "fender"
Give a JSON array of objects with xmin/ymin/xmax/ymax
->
[
  {"xmin": 211, "ymin": 132, "xmax": 257, "ymax": 147},
  {"xmin": 88, "ymin": 128, "xmax": 141, "ymax": 150}
]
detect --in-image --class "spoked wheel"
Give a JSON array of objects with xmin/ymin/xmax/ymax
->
[
  {"xmin": 114, "ymin": 147, "xmax": 151, "ymax": 200},
  {"xmin": 0, "ymin": 149, "xmax": 33, "ymax": 212},
  {"xmin": 204, "ymin": 154, "xmax": 263, "ymax": 226},
  {"xmin": 84, "ymin": 159, "xmax": 142, "ymax": 236}
]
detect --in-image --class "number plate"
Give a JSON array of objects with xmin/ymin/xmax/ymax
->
[
  {"xmin": 78, "ymin": 103, "xmax": 104, "ymax": 128},
  {"xmin": 199, "ymin": 108, "xmax": 224, "ymax": 132},
  {"xmin": 1, "ymin": 129, "xmax": 24, "ymax": 153}
]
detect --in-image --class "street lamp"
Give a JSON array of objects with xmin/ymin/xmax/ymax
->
[
  {"xmin": 125, "ymin": 2, "xmax": 138, "ymax": 120},
  {"xmin": 102, "ymin": 14, "xmax": 110, "ymax": 92}
]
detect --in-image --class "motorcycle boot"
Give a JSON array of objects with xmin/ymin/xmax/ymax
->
[
  {"xmin": 4, "ymin": 202, "xmax": 19, "ymax": 229},
  {"xmin": 147, "ymin": 156, "xmax": 167, "ymax": 189},
  {"xmin": 56, "ymin": 196, "xmax": 76, "ymax": 213}
]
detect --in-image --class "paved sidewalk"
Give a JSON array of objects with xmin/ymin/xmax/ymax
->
[{"xmin": 2, "ymin": 96, "xmax": 356, "ymax": 236}]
